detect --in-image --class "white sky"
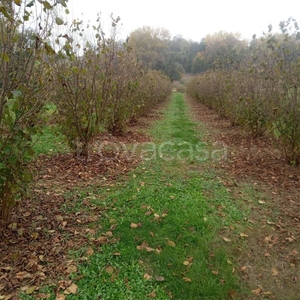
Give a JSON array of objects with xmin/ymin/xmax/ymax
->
[{"xmin": 69, "ymin": 0, "xmax": 300, "ymax": 42}]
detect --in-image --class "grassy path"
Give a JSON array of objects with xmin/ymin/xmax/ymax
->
[
  {"xmin": 23, "ymin": 93, "xmax": 247, "ymax": 299},
  {"xmin": 63, "ymin": 93, "xmax": 246, "ymax": 300}
]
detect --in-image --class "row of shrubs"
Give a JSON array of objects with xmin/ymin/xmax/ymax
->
[
  {"xmin": 187, "ymin": 68, "xmax": 300, "ymax": 165},
  {"xmin": 187, "ymin": 22, "xmax": 300, "ymax": 165},
  {"xmin": 0, "ymin": 9, "xmax": 171, "ymax": 221},
  {"xmin": 51, "ymin": 46, "xmax": 171, "ymax": 158}
]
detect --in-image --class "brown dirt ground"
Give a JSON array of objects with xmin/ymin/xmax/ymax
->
[{"xmin": 185, "ymin": 94, "xmax": 300, "ymax": 300}]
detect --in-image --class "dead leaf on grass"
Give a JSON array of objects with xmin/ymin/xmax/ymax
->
[
  {"xmin": 166, "ymin": 240, "xmax": 176, "ymax": 247},
  {"xmin": 86, "ymin": 247, "xmax": 94, "ymax": 256},
  {"xmin": 25, "ymin": 286, "xmax": 37, "ymax": 295},
  {"xmin": 144, "ymin": 273, "xmax": 152, "ymax": 280},
  {"xmin": 137, "ymin": 241, "xmax": 155, "ymax": 252},
  {"xmin": 64, "ymin": 283, "xmax": 78, "ymax": 295},
  {"xmin": 147, "ymin": 291, "xmax": 156, "ymax": 298},
  {"xmin": 130, "ymin": 222, "xmax": 142, "ymax": 228},
  {"xmin": 251, "ymin": 287, "xmax": 263, "ymax": 295},
  {"xmin": 105, "ymin": 266, "xmax": 114, "ymax": 274},
  {"xmin": 35, "ymin": 293, "xmax": 51, "ymax": 299},
  {"xmin": 271, "ymin": 267, "xmax": 279, "ymax": 276},
  {"xmin": 228, "ymin": 289, "xmax": 237, "ymax": 298},
  {"xmin": 289, "ymin": 249, "xmax": 299, "ymax": 256},
  {"xmin": 240, "ymin": 266, "xmax": 247, "ymax": 272},
  {"xmin": 67, "ymin": 265, "xmax": 77, "ymax": 274},
  {"xmin": 93, "ymin": 236, "xmax": 108, "ymax": 245},
  {"xmin": 239, "ymin": 232, "xmax": 249, "ymax": 238},
  {"xmin": 183, "ymin": 277, "xmax": 192, "ymax": 282},
  {"xmin": 223, "ymin": 237, "xmax": 231, "ymax": 242},
  {"xmin": 154, "ymin": 213, "xmax": 160, "ymax": 220},
  {"xmin": 155, "ymin": 276, "xmax": 165, "ymax": 282}
]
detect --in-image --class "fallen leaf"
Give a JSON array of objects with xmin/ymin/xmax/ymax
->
[
  {"xmin": 262, "ymin": 291, "xmax": 273, "ymax": 296},
  {"xmin": 94, "ymin": 236, "xmax": 108, "ymax": 244},
  {"xmin": 64, "ymin": 283, "xmax": 78, "ymax": 295},
  {"xmin": 130, "ymin": 223, "xmax": 142, "ymax": 228},
  {"xmin": 146, "ymin": 246, "xmax": 155, "ymax": 252},
  {"xmin": 67, "ymin": 265, "xmax": 77, "ymax": 274},
  {"xmin": 264, "ymin": 236, "xmax": 272, "ymax": 243},
  {"xmin": 289, "ymin": 249, "xmax": 299, "ymax": 256},
  {"xmin": 183, "ymin": 277, "xmax": 192, "ymax": 282},
  {"xmin": 154, "ymin": 213, "xmax": 160, "ymax": 219},
  {"xmin": 286, "ymin": 236, "xmax": 295, "ymax": 242},
  {"xmin": 56, "ymin": 294, "xmax": 66, "ymax": 300},
  {"xmin": 26, "ymin": 286, "xmax": 37, "ymax": 295},
  {"xmin": 147, "ymin": 291, "xmax": 156, "ymax": 298},
  {"xmin": 240, "ymin": 266, "xmax": 247, "ymax": 272},
  {"xmin": 8, "ymin": 223, "xmax": 17, "ymax": 230},
  {"xmin": 35, "ymin": 293, "xmax": 51, "ymax": 299},
  {"xmin": 144, "ymin": 273, "xmax": 152, "ymax": 280},
  {"xmin": 271, "ymin": 267, "xmax": 279, "ymax": 276},
  {"xmin": 137, "ymin": 241, "xmax": 148, "ymax": 250},
  {"xmin": 212, "ymin": 270, "xmax": 219, "ymax": 275},
  {"xmin": 31, "ymin": 232, "xmax": 39, "ymax": 239},
  {"xmin": 155, "ymin": 247, "xmax": 162, "ymax": 254},
  {"xmin": 15, "ymin": 271, "xmax": 32, "ymax": 279},
  {"xmin": 240, "ymin": 233, "xmax": 249, "ymax": 238},
  {"xmin": 137, "ymin": 241, "xmax": 155, "ymax": 252},
  {"xmin": 223, "ymin": 237, "xmax": 231, "ymax": 242},
  {"xmin": 106, "ymin": 266, "xmax": 114, "ymax": 274},
  {"xmin": 251, "ymin": 287, "xmax": 262, "ymax": 295},
  {"xmin": 155, "ymin": 276, "xmax": 165, "ymax": 282},
  {"xmin": 38, "ymin": 255, "xmax": 45, "ymax": 262},
  {"xmin": 166, "ymin": 240, "xmax": 176, "ymax": 247},
  {"xmin": 228, "ymin": 289, "xmax": 237, "ymax": 298},
  {"xmin": 266, "ymin": 220, "xmax": 276, "ymax": 225},
  {"xmin": 106, "ymin": 231, "xmax": 113, "ymax": 237},
  {"xmin": 86, "ymin": 247, "xmax": 94, "ymax": 256},
  {"xmin": 0, "ymin": 295, "xmax": 14, "ymax": 300}
]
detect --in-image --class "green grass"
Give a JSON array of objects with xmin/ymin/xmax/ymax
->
[
  {"xmin": 66, "ymin": 93, "xmax": 243, "ymax": 299},
  {"xmin": 33, "ymin": 125, "xmax": 68, "ymax": 155},
  {"xmin": 21, "ymin": 93, "xmax": 245, "ymax": 299}
]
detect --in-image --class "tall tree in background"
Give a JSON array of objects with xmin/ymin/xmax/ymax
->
[
  {"xmin": 128, "ymin": 26, "xmax": 170, "ymax": 70},
  {"xmin": 196, "ymin": 31, "xmax": 247, "ymax": 71}
]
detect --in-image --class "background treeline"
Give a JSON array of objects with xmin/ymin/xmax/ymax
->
[
  {"xmin": 187, "ymin": 18, "xmax": 300, "ymax": 166},
  {"xmin": 0, "ymin": 2, "xmax": 171, "ymax": 221}
]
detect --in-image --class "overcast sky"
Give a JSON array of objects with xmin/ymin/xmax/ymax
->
[{"xmin": 69, "ymin": 0, "xmax": 300, "ymax": 41}]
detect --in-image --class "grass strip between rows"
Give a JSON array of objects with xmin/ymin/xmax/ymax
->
[{"xmin": 22, "ymin": 93, "xmax": 245, "ymax": 299}]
